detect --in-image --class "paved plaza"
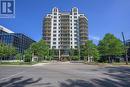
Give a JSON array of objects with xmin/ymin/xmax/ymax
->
[{"xmin": 0, "ymin": 63, "xmax": 130, "ymax": 87}]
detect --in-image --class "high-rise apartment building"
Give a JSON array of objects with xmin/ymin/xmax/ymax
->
[{"xmin": 43, "ymin": 7, "xmax": 88, "ymax": 58}]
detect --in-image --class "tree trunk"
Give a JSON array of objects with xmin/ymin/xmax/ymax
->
[
  {"xmin": 88, "ymin": 55, "xmax": 90, "ymax": 63},
  {"xmin": 108, "ymin": 56, "xmax": 111, "ymax": 63}
]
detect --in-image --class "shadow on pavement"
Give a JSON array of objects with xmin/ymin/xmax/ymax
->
[
  {"xmin": 0, "ymin": 66, "xmax": 130, "ymax": 87},
  {"xmin": 59, "ymin": 79, "xmax": 95, "ymax": 87},
  {"xmin": 0, "ymin": 76, "xmax": 42, "ymax": 87},
  {"xmin": 59, "ymin": 66, "xmax": 130, "ymax": 87}
]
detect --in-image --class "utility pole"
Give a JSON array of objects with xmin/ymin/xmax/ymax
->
[{"xmin": 121, "ymin": 32, "xmax": 128, "ymax": 65}]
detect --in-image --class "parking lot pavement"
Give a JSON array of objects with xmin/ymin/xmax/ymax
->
[{"xmin": 0, "ymin": 63, "xmax": 130, "ymax": 87}]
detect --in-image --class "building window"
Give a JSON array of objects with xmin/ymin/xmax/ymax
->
[
  {"xmin": 54, "ymin": 13, "xmax": 57, "ymax": 15},
  {"xmin": 53, "ymin": 27, "xmax": 57, "ymax": 29},
  {"xmin": 52, "ymin": 46, "xmax": 56, "ymax": 48},
  {"xmin": 75, "ymin": 42, "xmax": 77, "ymax": 44},
  {"xmin": 53, "ymin": 31, "xmax": 56, "ymax": 33},
  {"xmin": 53, "ymin": 38, "xmax": 56, "ymax": 40},
  {"xmin": 74, "ymin": 20, "xmax": 77, "ymax": 22},
  {"xmin": 54, "ymin": 20, "xmax": 57, "ymax": 22},
  {"xmin": 74, "ymin": 27, "xmax": 77, "ymax": 29},
  {"xmin": 53, "ymin": 34, "xmax": 56, "ymax": 36},
  {"xmin": 54, "ymin": 16, "xmax": 57, "ymax": 18},
  {"xmin": 74, "ymin": 16, "xmax": 77, "ymax": 18},
  {"xmin": 54, "ymin": 23, "xmax": 57, "ymax": 26},
  {"xmin": 75, "ymin": 46, "xmax": 78, "ymax": 48},
  {"xmin": 74, "ymin": 13, "xmax": 77, "ymax": 15},
  {"xmin": 53, "ymin": 42, "xmax": 56, "ymax": 44}
]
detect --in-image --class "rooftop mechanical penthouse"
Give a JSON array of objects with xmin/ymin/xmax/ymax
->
[{"xmin": 43, "ymin": 7, "xmax": 88, "ymax": 60}]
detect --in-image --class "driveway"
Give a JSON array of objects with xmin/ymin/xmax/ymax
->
[{"xmin": 0, "ymin": 63, "xmax": 130, "ymax": 87}]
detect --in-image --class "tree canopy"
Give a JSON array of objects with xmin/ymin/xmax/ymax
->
[
  {"xmin": 81, "ymin": 40, "xmax": 100, "ymax": 61},
  {"xmin": 24, "ymin": 39, "xmax": 49, "ymax": 62},
  {"xmin": 98, "ymin": 33, "xmax": 124, "ymax": 58},
  {"xmin": 0, "ymin": 43, "xmax": 17, "ymax": 58}
]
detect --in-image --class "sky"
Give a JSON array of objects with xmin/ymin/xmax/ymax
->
[{"xmin": 0, "ymin": 0, "xmax": 130, "ymax": 44}]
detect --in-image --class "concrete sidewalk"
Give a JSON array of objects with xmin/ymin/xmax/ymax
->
[{"xmin": 32, "ymin": 63, "xmax": 50, "ymax": 66}]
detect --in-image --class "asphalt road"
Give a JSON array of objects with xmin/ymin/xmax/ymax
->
[{"xmin": 0, "ymin": 63, "xmax": 130, "ymax": 87}]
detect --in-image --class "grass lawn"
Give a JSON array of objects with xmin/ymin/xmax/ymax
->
[{"xmin": 0, "ymin": 62, "xmax": 37, "ymax": 65}]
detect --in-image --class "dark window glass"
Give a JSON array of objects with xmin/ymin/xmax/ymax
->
[
  {"xmin": 54, "ymin": 23, "xmax": 57, "ymax": 26},
  {"xmin": 74, "ymin": 20, "xmax": 77, "ymax": 22},
  {"xmin": 53, "ymin": 31, "xmax": 56, "ymax": 33},
  {"xmin": 52, "ymin": 46, "xmax": 56, "ymax": 48},
  {"xmin": 53, "ymin": 42, "xmax": 56, "ymax": 44},
  {"xmin": 74, "ymin": 16, "xmax": 77, "ymax": 18},
  {"xmin": 74, "ymin": 13, "xmax": 77, "ymax": 15},
  {"xmin": 54, "ymin": 13, "xmax": 57, "ymax": 15},
  {"xmin": 54, "ymin": 16, "xmax": 57, "ymax": 18},
  {"xmin": 75, "ymin": 46, "xmax": 78, "ymax": 48},
  {"xmin": 53, "ymin": 34, "xmax": 56, "ymax": 36},
  {"xmin": 53, "ymin": 27, "xmax": 57, "ymax": 29},
  {"xmin": 54, "ymin": 20, "xmax": 57, "ymax": 22},
  {"xmin": 53, "ymin": 38, "xmax": 56, "ymax": 40}
]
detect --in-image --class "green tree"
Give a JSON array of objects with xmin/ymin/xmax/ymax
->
[
  {"xmin": 24, "ymin": 39, "xmax": 49, "ymax": 62},
  {"xmin": 0, "ymin": 43, "xmax": 5, "ymax": 61},
  {"xmin": 8, "ymin": 45, "xmax": 17, "ymax": 57},
  {"xmin": 24, "ymin": 48, "xmax": 32, "ymax": 62},
  {"xmin": 98, "ymin": 33, "xmax": 124, "ymax": 63},
  {"xmin": 0, "ymin": 43, "xmax": 17, "ymax": 60},
  {"xmin": 81, "ymin": 40, "xmax": 100, "ymax": 62},
  {"xmin": 36, "ymin": 39, "xmax": 49, "ymax": 58},
  {"xmin": 69, "ymin": 49, "xmax": 80, "ymax": 61},
  {"xmin": 16, "ymin": 53, "xmax": 23, "ymax": 61},
  {"xmin": 49, "ymin": 48, "xmax": 55, "ymax": 60}
]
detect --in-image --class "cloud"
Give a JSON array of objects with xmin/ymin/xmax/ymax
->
[{"xmin": 89, "ymin": 35, "xmax": 100, "ymax": 41}]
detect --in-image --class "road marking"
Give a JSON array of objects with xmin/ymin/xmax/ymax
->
[{"xmin": 0, "ymin": 71, "xmax": 25, "ymax": 81}]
